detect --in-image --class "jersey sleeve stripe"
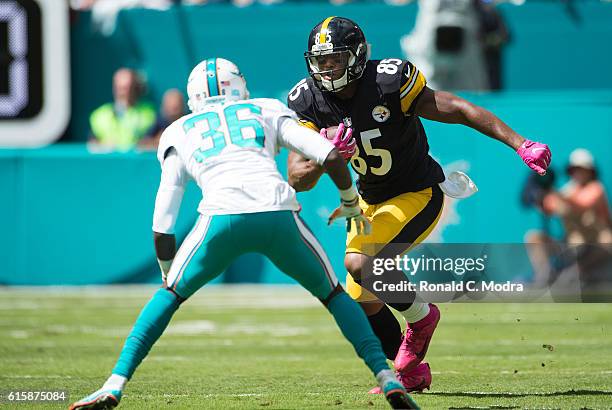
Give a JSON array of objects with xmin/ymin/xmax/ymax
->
[
  {"xmin": 400, "ymin": 71, "xmax": 426, "ymax": 113},
  {"xmin": 400, "ymin": 67, "xmax": 420, "ymax": 99},
  {"xmin": 298, "ymin": 119, "xmax": 320, "ymax": 132},
  {"xmin": 399, "ymin": 64, "xmax": 416, "ymax": 93}
]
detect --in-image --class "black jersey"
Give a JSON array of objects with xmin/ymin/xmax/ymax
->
[{"xmin": 288, "ymin": 59, "xmax": 445, "ymax": 204}]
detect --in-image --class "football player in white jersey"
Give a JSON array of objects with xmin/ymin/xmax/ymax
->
[{"xmin": 70, "ymin": 58, "xmax": 418, "ymax": 410}]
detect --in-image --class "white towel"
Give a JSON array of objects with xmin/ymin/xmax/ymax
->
[{"xmin": 439, "ymin": 171, "xmax": 478, "ymax": 199}]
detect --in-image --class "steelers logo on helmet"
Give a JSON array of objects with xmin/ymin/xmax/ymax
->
[{"xmin": 304, "ymin": 16, "xmax": 368, "ymax": 92}]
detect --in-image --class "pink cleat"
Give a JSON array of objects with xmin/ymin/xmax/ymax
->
[
  {"xmin": 398, "ymin": 362, "xmax": 432, "ymax": 392},
  {"xmin": 394, "ymin": 304, "xmax": 440, "ymax": 372},
  {"xmin": 368, "ymin": 363, "xmax": 432, "ymax": 394}
]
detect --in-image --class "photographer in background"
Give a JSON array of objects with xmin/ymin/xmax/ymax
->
[
  {"xmin": 525, "ymin": 149, "xmax": 612, "ymax": 294},
  {"xmin": 521, "ymin": 168, "xmax": 557, "ymax": 236},
  {"xmin": 475, "ymin": 0, "xmax": 510, "ymax": 90}
]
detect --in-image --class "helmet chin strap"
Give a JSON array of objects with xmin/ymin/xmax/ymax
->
[{"xmin": 321, "ymin": 69, "xmax": 349, "ymax": 92}]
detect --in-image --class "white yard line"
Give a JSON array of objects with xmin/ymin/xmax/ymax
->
[{"xmin": 0, "ymin": 285, "xmax": 321, "ymax": 309}]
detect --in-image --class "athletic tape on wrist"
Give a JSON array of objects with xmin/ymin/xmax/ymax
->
[{"xmin": 339, "ymin": 186, "xmax": 358, "ymax": 204}]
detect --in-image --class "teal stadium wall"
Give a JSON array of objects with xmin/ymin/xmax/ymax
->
[
  {"xmin": 68, "ymin": 2, "xmax": 612, "ymax": 141},
  {"xmin": 1, "ymin": 2, "xmax": 611, "ymax": 285}
]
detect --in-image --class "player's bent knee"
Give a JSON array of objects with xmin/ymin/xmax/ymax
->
[
  {"xmin": 344, "ymin": 253, "xmax": 367, "ymax": 282},
  {"xmin": 346, "ymin": 273, "xmax": 380, "ymax": 303},
  {"xmin": 319, "ymin": 284, "xmax": 345, "ymax": 307},
  {"xmin": 164, "ymin": 286, "xmax": 187, "ymax": 304},
  {"xmin": 359, "ymin": 300, "xmax": 384, "ymax": 316}
]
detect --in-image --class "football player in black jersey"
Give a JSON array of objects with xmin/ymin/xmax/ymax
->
[{"xmin": 287, "ymin": 16, "xmax": 552, "ymax": 393}]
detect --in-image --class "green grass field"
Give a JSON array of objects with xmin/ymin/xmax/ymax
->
[{"xmin": 1, "ymin": 286, "xmax": 611, "ymax": 409}]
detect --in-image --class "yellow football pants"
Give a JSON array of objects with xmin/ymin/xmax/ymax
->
[{"xmin": 345, "ymin": 186, "xmax": 444, "ymax": 302}]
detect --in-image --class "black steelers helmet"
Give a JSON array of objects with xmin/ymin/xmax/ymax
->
[{"xmin": 305, "ymin": 17, "xmax": 368, "ymax": 92}]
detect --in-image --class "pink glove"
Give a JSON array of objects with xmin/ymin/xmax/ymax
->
[
  {"xmin": 517, "ymin": 139, "xmax": 551, "ymax": 176},
  {"xmin": 321, "ymin": 123, "xmax": 356, "ymax": 160}
]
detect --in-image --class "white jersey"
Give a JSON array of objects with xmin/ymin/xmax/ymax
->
[{"xmin": 155, "ymin": 98, "xmax": 333, "ymax": 222}]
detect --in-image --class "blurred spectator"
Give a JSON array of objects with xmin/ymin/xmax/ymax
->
[
  {"xmin": 73, "ymin": 0, "xmax": 174, "ymax": 34},
  {"xmin": 525, "ymin": 148, "xmax": 612, "ymax": 292},
  {"xmin": 140, "ymin": 88, "xmax": 186, "ymax": 150},
  {"xmin": 543, "ymin": 149, "xmax": 611, "ymax": 244},
  {"xmin": 474, "ymin": 0, "xmax": 511, "ymax": 90},
  {"xmin": 70, "ymin": 0, "xmax": 97, "ymax": 10},
  {"xmin": 89, "ymin": 68, "xmax": 157, "ymax": 151},
  {"xmin": 521, "ymin": 169, "xmax": 556, "ymax": 235},
  {"xmin": 384, "ymin": 0, "xmax": 415, "ymax": 5}
]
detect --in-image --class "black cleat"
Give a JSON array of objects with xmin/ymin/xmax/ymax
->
[{"xmin": 385, "ymin": 390, "xmax": 420, "ymax": 409}]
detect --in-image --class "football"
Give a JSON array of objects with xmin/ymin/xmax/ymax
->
[{"xmin": 323, "ymin": 125, "xmax": 339, "ymax": 140}]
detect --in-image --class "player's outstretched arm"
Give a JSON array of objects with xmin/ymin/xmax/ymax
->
[
  {"xmin": 279, "ymin": 118, "xmax": 351, "ymax": 190},
  {"xmin": 280, "ymin": 118, "xmax": 327, "ymax": 192},
  {"xmin": 287, "ymin": 124, "xmax": 355, "ymax": 191},
  {"xmin": 415, "ymin": 87, "xmax": 551, "ymax": 175},
  {"xmin": 321, "ymin": 149, "xmax": 352, "ymax": 191},
  {"xmin": 415, "ymin": 86, "xmax": 524, "ymax": 149},
  {"xmin": 279, "ymin": 117, "xmax": 370, "ymax": 233},
  {"xmin": 287, "ymin": 151, "xmax": 324, "ymax": 192},
  {"xmin": 322, "ymin": 149, "xmax": 371, "ymax": 235}
]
